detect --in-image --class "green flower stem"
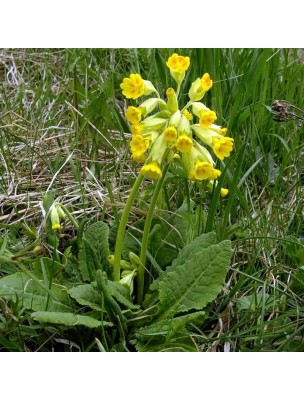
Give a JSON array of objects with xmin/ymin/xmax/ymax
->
[
  {"xmin": 59, "ymin": 204, "xmax": 79, "ymax": 230},
  {"xmin": 181, "ymin": 100, "xmax": 193, "ymax": 113},
  {"xmin": 113, "ymin": 172, "xmax": 145, "ymax": 282},
  {"xmin": 176, "ymin": 83, "xmax": 182, "ymax": 98},
  {"xmin": 137, "ymin": 163, "xmax": 170, "ymax": 304}
]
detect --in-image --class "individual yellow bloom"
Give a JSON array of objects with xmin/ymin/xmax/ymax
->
[
  {"xmin": 141, "ymin": 161, "xmax": 162, "ymax": 180},
  {"xmin": 212, "ymin": 137, "xmax": 234, "ymax": 160},
  {"xmin": 166, "ymin": 53, "xmax": 190, "ymax": 85},
  {"xmin": 194, "ymin": 161, "xmax": 221, "ymax": 181},
  {"xmin": 189, "ymin": 73, "xmax": 213, "ymax": 102},
  {"xmin": 183, "ymin": 109, "xmax": 193, "ymax": 121},
  {"xmin": 52, "ymin": 223, "xmax": 61, "ymax": 230},
  {"xmin": 131, "ymin": 124, "xmax": 143, "ymax": 135},
  {"xmin": 120, "ymin": 73, "xmax": 146, "ymax": 99},
  {"xmin": 130, "ymin": 134, "xmax": 149, "ymax": 162},
  {"xmin": 50, "ymin": 206, "xmax": 60, "ymax": 230},
  {"xmin": 126, "ymin": 106, "xmax": 142, "ymax": 125},
  {"xmin": 220, "ymin": 188, "xmax": 229, "ymax": 197},
  {"xmin": 199, "ymin": 109, "xmax": 217, "ymax": 128},
  {"xmin": 164, "ymin": 126, "xmax": 178, "ymax": 141},
  {"xmin": 201, "ymin": 73, "xmax": 213, "ymax": 91},
  {"xmin": 176, "ymin": 135, "xmax": 193, "ymax": 153},
  {"xmin": 166, "ymin": 53, "xmax": 190, "ymax": 73}
]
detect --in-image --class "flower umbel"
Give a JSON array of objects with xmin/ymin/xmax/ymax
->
[{"xmin": 120, "ymin": 53, "xmax": 234, "ymax": 181}]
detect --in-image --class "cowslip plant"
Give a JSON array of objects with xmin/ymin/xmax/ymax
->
[
  {"xmin": 0, "ymin": 53, "xmax": 233, "ymax": 351},
  {"xmin": 114, "ymin": 53, "xmax": 234, "ymax": 303}
]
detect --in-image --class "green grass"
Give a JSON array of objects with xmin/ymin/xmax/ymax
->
[{"xmin": 0, "ymin": 48, "xmax": 303, "ymax": 351}]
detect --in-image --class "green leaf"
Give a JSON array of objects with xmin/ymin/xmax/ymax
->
[
  {"xmin": 68, "ymin": 282, "xmax": 139, "ymax": 311},
  {"xmin": 107, "ymin": 281, "xmax": 139, "ymax": 310},
  {"xmin": 78, "ymin": 221, "xmax": 110, "ymax": 281},
  {"xmin": 0, "ymin": 272, "xmax": 71, "ymax": 312},
  {"xmin": 31, "ymin": 311, "xmax": 112, "ymax": 328},
  {"xmin": 157, "ymin": 241, "xmax": 232, "ymax": 317},
  {"xmin": 68, "ymin": 284, "xmax": 102, "ymax": 311},
  {"xmin": 135, "ymin": 333, "xmax": 199, "ymax": 352},
  {"xmin": 136, "ymin": 311, "xmax": 205, "ymax": 342},
  {"xmin": 150, "ymin": 231, "xmax": 218, "ymax": 292}
]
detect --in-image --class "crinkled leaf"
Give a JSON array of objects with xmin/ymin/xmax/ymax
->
[
  {"xmin": 157, "ymin": 241, "xmax": 232, "ymax": 317},
  {"xmin": 150, "ymin": 231, "xmax": 218, "ymax": 292},
  {"xmin": 31, "ymin": 311, "xmax": 112, "ymax": 328},
  {"xmin": 107, "ymin": 281, "xmax": 139, "ymax": 310},
  {"xmin": 135, "ymin": 333, "xmax": 199, "ymax": 352},
  {"xmin": 68, "ymin": 284, "xmax": 102, "ymax": 311},
  {"xmin": 0, "ymin": 272, "xmax": 71, "ymax": 312},
  {"xmin": 136, "ymin": 311, "xmax": 205, "ymax": 342},
  {"xmin": 78, "ymin": 221, "xmax": 110, "ymax": 281},
  {"xmin": 68, "ymin": 282, "xmax": 138, "ymax": 311}
]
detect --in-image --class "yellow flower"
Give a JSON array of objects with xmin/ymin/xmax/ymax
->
[
  {"xmin": 164, "ymin": 126, "xmax": 178, "ymax": 141},
  {"xmin": 120, "ymin": 73, "xmax": 145, "ymax": 99},
  {"xmin": 194, "ymin": 161, "xmax": 221, "ymax": 181},
  {"xmin": 50, "ymin": 206, "xmax": 60, "ymax": 230},
  {"xmin": 166, "ymin": 53, "xmax": 190, "ymax": 85},
  {"xmin": 176, "ymin": 135, "xmax": 193, "ymax": 153},
  {"xmin": 183, "ymin": 109, "xmax": 193, "ymax": 121},
  {"xmin": 220, "ymin": 188, "xmax": 229, "ymax": 197},
  {"xmin": 199, "ymin": 109, "xmax": 217, "ymax": 128},
  {"xmin": 141, "ymin": 161, "xmax": 162, "ymax": 179},
  {"xmin": 130, "ymin": 134, "xmax": 149, "ymax": 162},
  {"xmin": 166, "ymin": 53, "xmax": 190, "ymax": 73},
  {"xmin": 201, "ymin": 73, "xmax": 213, "ymax": 91},
  {"xmin": 189, "ymin": 73, "xmax": 213, "ymax": 102},
  {"xmin": 126, "ymin": 106, "xmax": 142, "ymax": 125},
  {"xmin": 131, "ymin": 124, "xmax": 142, "ymax": 135},
  {"xmin": 52, "ymin": 223, "xmax": 61, "ymax": 230},
  {"xmin": 212, "ymin": 137, "xmax": 234, "ymax": 160}
]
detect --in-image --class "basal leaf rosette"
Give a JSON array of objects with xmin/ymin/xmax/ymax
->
[{"xmin": 119, "ymin": 54, "xmax": 234, "ymax": 189}]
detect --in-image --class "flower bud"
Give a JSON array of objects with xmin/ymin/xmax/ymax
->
[
  {"xmin": 33, "ymin": 246, "xmax": 45, "ymax": 256},
  {"xmin": 120, "ymin": 269, "xmax": 137, "ymax": 294},
  {"xmin": 166, "ymin": 87, "xmax": 178, "ymax": 113},
  {"xmin": 50, "ymin": 206, "xmax": 60, "ymax": 230}
]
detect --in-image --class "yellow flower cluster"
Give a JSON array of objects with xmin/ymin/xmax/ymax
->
[{"xmin": 120, "ymin": 53, "xmax": 234, "ymax": 195}]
